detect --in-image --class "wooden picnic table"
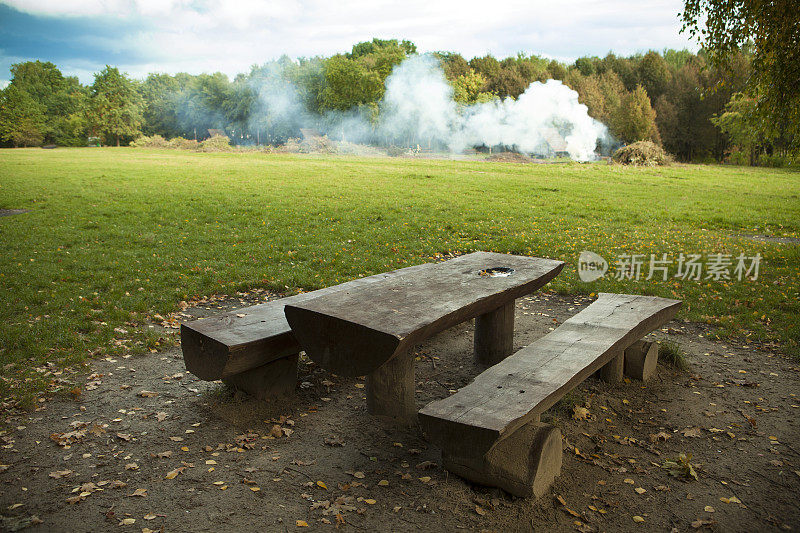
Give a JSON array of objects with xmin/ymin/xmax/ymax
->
[{"xmin": 284, "ymin": 252, "xmax": 564, "ymax": 423}]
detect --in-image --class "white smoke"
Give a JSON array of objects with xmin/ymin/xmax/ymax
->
[
  {"xmin": 247, "ymin": 54, "xmax": 609, "ymax": 161},
  {"xmin": 378, "ymin": 56, "xmax": 458, "ymax": 147},
  {"xmin": 375, "ymin": 54, "xmax": 608, "ymax": 161}
]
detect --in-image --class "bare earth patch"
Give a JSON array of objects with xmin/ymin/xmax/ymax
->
[
  {"xmin": 1, "ymin": 293, "xmax": 798, "ymax": 532},
  {"xmin": 0, "ymin": 210, "xmax": 30, "ymax": 218}
]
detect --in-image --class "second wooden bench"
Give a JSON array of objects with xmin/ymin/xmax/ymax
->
[{"xmin": 419, "ymin": 292, "xmax": 681, "ymax": 498}]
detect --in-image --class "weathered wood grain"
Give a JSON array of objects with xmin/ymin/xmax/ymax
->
[
  {"xmin": 222, "ymin": 354, "xmax": 299, "ymax": 400},
  {"xmin": 474, "ymin": 301, "xmax": 515, "ymax": 366},
  {"xmin": 365, "ymin": 349, "xmax": 415, "ymax": 425},
  {"xmin": 419, "ymin": 293, "xmax": 681, "ymax": 456},
  {"xmin": 442, "ymin": 421, "xmax": 562, "ymax": 498},
  {"xmin": 284, "ymin": 252, "xmax": 564, "ymax": 377},
  {"xmin": 181, "ymin": 263, "xmax": 429, "ymax": 380},
  {"xmin": 624, "ymin": 339, "xmax": 659, "ymax": 381},
  {"xmin": 598, "ymin": 351, "xmax": 624, "ymax": 383}
]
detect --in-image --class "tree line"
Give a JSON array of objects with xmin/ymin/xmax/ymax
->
[{"xmin": 0, "ymin": 37, "xmax": 790, "ymax": 165}]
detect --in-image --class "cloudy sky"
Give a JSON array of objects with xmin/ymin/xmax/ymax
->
[{"xmin": 0, "ymin": 0, "xmax": 696, "ymax": 85}]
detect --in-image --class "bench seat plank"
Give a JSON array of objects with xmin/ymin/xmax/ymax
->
[
  {"xmin": 419, "ymin": 293, "xmax": 681, "ymax": 455},
  {"xmin": 284, "ymin": 252, "xmax": 564, "ymax": 376},
  {"xmin": 181, "ymin": 263, "xmax": 428, "ymax": 380}
]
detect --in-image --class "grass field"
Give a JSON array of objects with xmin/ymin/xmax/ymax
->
[{"xmin": 1, "ymin": 148, "xmax": 798, "ymax": 405}]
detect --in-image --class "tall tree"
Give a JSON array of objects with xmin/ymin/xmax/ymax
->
[
  {"xmin": 711, "ymin": 92, "xmax": 761, "ymax": 164},
  {"xmin": 637, "ymin": 51, "xmax": 671, "ymax": 102},
  {"xmin": 681, "ymin": 0, "xmax": 800, "ymax": 154},
  {"xmin": 0, "ymin": 85, "xmax": 45, "ymax": 147},
  {"xmin": 320, "ymin": 55, "xmax": 383, "ymax": 111},
  {"xmin": 140, "ymin": 73, "xmax": 181, "ymax": 138},
  {"xmin": 2, "ymin": 61, "xmax": 88, "ymax": 145},
  {"xmin": 614, "ymin": 85, "xmax": 661, "ymax": 144},
  {"xmin": 88, "ymin": 66, "xmax": 143, "ymax": 146}
]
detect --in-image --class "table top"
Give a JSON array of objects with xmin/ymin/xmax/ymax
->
[{"xmin": 284, "ymin": 252, "xmax": 564, "ymax": 375}]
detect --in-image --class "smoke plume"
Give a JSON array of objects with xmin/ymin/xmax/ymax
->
[{"xmin": 248, "ymin": 54, "xmax": 609, "ymax": 161}]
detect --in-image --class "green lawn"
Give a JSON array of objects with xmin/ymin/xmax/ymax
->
[{"xmin": 1, "ymin": 148, "xmax": 798, "ymax": 405}]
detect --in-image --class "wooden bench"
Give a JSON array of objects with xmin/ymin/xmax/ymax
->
[
  {"xmin": 284, "ymin": 252, "xmax": 564, "ymax": 423},
  {"xmin": 180, "ymin": 262, "xmax": 430, "ymax": 399},
  {"xmin": 418, "ymin": 293, "xmax": 681, "ymax": 497}
]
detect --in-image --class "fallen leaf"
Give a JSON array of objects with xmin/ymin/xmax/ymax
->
[
  {"xmin": 138, "ymin": 391, "xmax": 158, "ymax": 398},
  {"xmin": 128, "ymin": 488, "xmax": 147, "ymax": 497},
  {"xmin": 316, "ymin": 481, "xmax": 328, "ymax": 490},
  {"xmin": 635, "ymin": 487, "xmax": 646, "ymax": 494},
  {"xmin": 296, "ymin": 520, "xmax": 309, "ymax": 527},
  {"xmin": 377, "ymin": 480, "xmax": 389, "ymax": 486},
  {"xmin": 352, "ymin": 471, "xmax": 365, "ymax": 479},
  {"xmin": 143, "ymin": 513, "xmax": 157, "ymax": 520},
  {"xmin": 649, "ymin": 431, "xmax": 671, "ymax": 443},
  {"xmin": 364, "ymin": 499, "xmax": 376, "ymax": 505},
  {"xmin": 125, "ymin": 463, "xmax": 139, "ymax": 470},
  {"xmin": 572, "ymin": 406, "xmax": 591, "ymax": 420},
  {"xmin": 682, "ymin": 427, "xmax": 703, "ymax": 438},
  {"xmin": 118, "ymin": 518, "xmax": 135, "ymax": 525},
  {"xmin": 49, "ymin": 470, "xmax": 73, "ymax": 479},
  {"xmin": 632, "ymin": 516, "xmax": 645, "ymax": 523},
  {"xmin": 165, "ymin": 467, "xmax": 184, "ymax": 479},
  {"xmin": 704, "ymin": 506, "xmax": 715, "ymax": 513}
]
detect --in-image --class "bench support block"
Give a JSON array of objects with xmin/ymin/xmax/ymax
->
[
  {"xmin": 598, "ymin": 351, "xmax": 625, "ymax": 383},
  {"xmin": 441, "ymin": 420, "xmax": 562, "ymax": 498},
  {"xmin": 474, "ymin": 302, "xmax": 515, "ymax": 366},
  {"xmin": 624, "ymin": 340, "xmax": 658, "ymax": 381},
  {"xmin": 366, "ymin": 350, "xmax": 416, "ymax": 425},
  {"xmin": 222, "ymin": 354, "xmax": 298, "ymax": 400}
]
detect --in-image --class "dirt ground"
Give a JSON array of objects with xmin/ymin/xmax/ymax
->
[{"xmin": 1, "ymin": 291, "xmax": 799, "ymax": 532}]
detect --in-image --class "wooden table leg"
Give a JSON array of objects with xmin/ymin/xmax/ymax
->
[
  {"xmin": 222, "ymin": 353, "xmax": 299, "ymax": 400},
  {"xmin": 598, "ymin": 351, "xmax": 624, "ymax": 383},
  {"xmin": 624, "ymin": 340, "xmax": 658, "ymax": 381},
  {"xmin": 366, "ymin": 349, "xmax": 416, "ymax": 425},
  {"xmin": 474, "ymin": 301, "xmax": 515, "ymax": 366}
]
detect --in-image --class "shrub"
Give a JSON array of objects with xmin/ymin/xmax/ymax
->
[
  {"xmin": 612, "ymin": 140, "xmax": 670, "ymax": 166},
  {"xmin": 659, "ymin": 341, "xmax": 688, "ymax": 371},
  {"xmin": 130, "ymin": 134, "xmax": 169, "ymax": 148},
  {"xmin": 168, "ymin": 136, "xmax": 199, "ymax": 150},
  {"xmin": 293, "ymin": 135, "xmax": 337, "ymax": 154},
  {"xmin": 756, "ymin": 153, "xmax": 792, "ymax": 168},
  {"xmin": 199, "ymin": 134, "xmax": 231, "ymax": 152},
  {"xmin": 386, "ymin": 145, "xmax": 406, "ymax": 157},
  {"xmin": 282, "ymin": 138, "xmax": 302, "ymax": 153}
]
